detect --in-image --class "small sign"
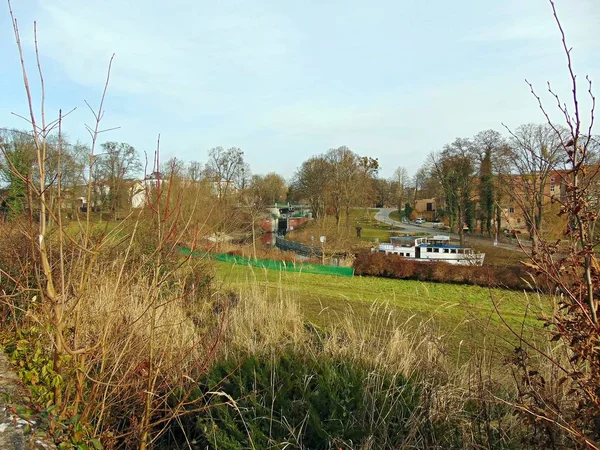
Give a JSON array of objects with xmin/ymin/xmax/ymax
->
[{"xmin": 319, "ymin": 236, "xmax": 326, "ymax": 243}]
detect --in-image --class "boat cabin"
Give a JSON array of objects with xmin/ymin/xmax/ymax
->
[{"xmin": 373, "ymin": 235, "xmax": 485, "ymax": 266}]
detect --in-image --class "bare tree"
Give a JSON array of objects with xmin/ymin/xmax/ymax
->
[
  {"xmin": 374, "ymin": 177, "xmax": 393, "ymax": 208},
  {"xmin": 429, "ymin": 148, "xmax": 475, "ymax": 246},
  {"xmin": 92, "ymin": 141, "xmax": 141, "ymax": 214},
  {"xmin": 412, "ymin": 166, "xmax": 429, "ymax": 205},
  {"xmin": 356, "ymin": 155, "xmax": 379, "ymax": 211},
  {"xmin": 325, "ymin": 146, "xmax": 358, "ymax": 229},
  {"xmin": 504, "ymin": 2, "xmax": 600, "ymax": 447},
  {"xmin": 241, "ymin": 173, "xmax": 285, "ymax": 260},
  {"xmin": 293, "ymin": 155, "xmax": 331, "ymax": 221},
  {"xmin": 503, "ymin": 123, "xmax": 564, "ymax": 250},
  {"xmin": 392, "ymin": 166, "xmax": 411, "ymax": 213},
  {"xmin": 251, "ymin": 172, "xmax": 287, "ymax": 205},
  {"xmin": 186, "ymin": 160, "xmax": 203, "ymax": 182},
  {"xmin": 205, "ymin": 146, "xmax": 246, "ymax": 200},
  {"xmin": 161, "ymin": 157, "xmax": 185, "ymax": 179}
]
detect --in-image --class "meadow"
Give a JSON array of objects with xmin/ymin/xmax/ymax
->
[
  {"xmin": 214, "ymin": 260, "xmax": 547, "ymax": 356},
  {"xmin": 285, "ymin": 208, "xmax": 407, "ymax": 250}
]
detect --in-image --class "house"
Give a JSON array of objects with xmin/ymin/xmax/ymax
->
[
  {"xmin": 498, "ymin": 168, "xmax": 570, "ymax": 233},
  {"xmin": 211, "ymin": 179, "xmax": 238, "ymax": 200},
  {"xmin": 414, "ymin": 198, "xmax": 437, "ymax": 221},
  {"xmin": 131, "ymin": 172, "xmax": 166, "ymax": 208}
]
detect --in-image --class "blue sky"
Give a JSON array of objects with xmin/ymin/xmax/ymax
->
[{"xmin": 1, "ymin": 0, "xmax": 599, "ymax": 178}]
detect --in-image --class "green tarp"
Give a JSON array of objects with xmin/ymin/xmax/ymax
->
[{"xmin": 179, "ymin": 247, "xmax": 354, "ymax": 278}]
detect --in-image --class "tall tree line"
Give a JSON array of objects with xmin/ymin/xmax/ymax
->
[{"xmin": 292, "ymin": 146, "xmax": 379, "ymax": 229}]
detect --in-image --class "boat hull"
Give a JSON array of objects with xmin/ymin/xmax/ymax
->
[
  {"xmin": 373, "ymin": 236, "xmax": 485, "ymax": 266},
  {"xmin": 373, "ymin": 250, "xmax": 485, "ymax": 266}
]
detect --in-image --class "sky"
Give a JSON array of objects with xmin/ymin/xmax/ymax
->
[{"xmin": 1, "ymin": 0, "xmax": 599, "ymax": 179}]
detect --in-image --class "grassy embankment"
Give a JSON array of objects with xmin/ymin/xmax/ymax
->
[
  {"xmin": 214, "ymin": 260, "xmax": 547, "ymax": 357},
  {"xmin": 286, "ymin": 208, "xmax": 417, "ymax": 251},
  {"xmin": 62, "ymin": 211, "xmax": 538, "ymax": 352},
  {"xmin": 389, "ymin": 209, "xmax": 404, "ymax": 223},
  {"xmin": 2, "ymin": 214, "xmax": 549, "ymax": 447}
]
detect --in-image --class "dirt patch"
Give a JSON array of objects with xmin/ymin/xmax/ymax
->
[{"xmin": 0, "ymin": 352, "xmax": 55, "ymax": 449}]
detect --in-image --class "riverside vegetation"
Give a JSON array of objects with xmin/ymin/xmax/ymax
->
[{"xmin": 2, "ymin": 1, "xmax": 600, "ymax": 449}]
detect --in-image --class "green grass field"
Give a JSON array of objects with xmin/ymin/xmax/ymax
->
[
  {"xmin": 287, "ymin": 208, "xmax": 408, "ymax": 249},
  {"xmin": 354, "ymin": 208, "xmax": 405, "ymax": 242},
  {"xmin": 389, "ymin": 209, "xmax": 405, "ymax": 222},
  {"xmin": 214, "ymin": 260, "xmax": 547, "ymax": 355}
]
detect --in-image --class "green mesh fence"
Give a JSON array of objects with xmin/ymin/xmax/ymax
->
[{"xmin": 179, "ymin": 247, "xmax": 354, "ymax": 277}]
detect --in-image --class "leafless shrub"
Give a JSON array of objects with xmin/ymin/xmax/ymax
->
[
  {"xmin": 502, "ymin": 1, "xmax": 600, "ymax": 448},
  {"xmin": 2, "ymin": 4, "xmax": 224, "ymax": 448}
]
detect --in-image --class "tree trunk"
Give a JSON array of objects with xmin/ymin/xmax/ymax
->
[
  {"xmin": 345, "ymin": 206, "xmax": 351, "ymax": 230},
  {"xmin": 251, "ymin": 219, "xmax": 257, "ymax": 262},
  {"xmin": 495, "ymin": 204, "xmax": 502, "ymax": 241},
  {"xmin": 458, "ymin": 205, "xmax": 465, "ymax": 247}
]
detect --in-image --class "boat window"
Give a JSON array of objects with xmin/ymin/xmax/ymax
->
[
  {"xmin": 426, "ymin": 248, "xmax": 432, "ymax": 253},
  {"xmin": 444, "ymin": 249, "xmax": 449, "ymax": 253},
  {"xmin": 433, "ymin": 248, "xmax": 439, "ymax": 253},
  {"xmin": 451, "ymin": 249, "xmax": 457, "ymax": 254}
]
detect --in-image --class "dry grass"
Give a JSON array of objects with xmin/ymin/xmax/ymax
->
[
  {"xmin": 206, "ymin": 277, "xmax": 530, "ymax": 448},
  {"xmin": 0, "ymin": 213, "xmax": 571, "ymax": 448},
  {"xmin": 78, "ymin": 265, "xmax": 203, "ymax": 366},
  {"xmin": 223, "ymin": 281, "xmax": 307, "ymax": 356}
]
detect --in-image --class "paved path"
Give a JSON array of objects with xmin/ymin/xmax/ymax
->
[{"xmin": 374, "ymin": 207, "xmax": 455, "ymax": 236}]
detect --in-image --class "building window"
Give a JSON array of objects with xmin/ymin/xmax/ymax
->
[
  {"xmin": 517, "ymin": 218, "xmax": 521, "ymax": 224},
  {"xmin": 509, "ymin": 207, "xmax": 515, "ymax": 214},
  {"xmin": 550, "ymin": 185, "xmax": 555, "ymax": 193},
  {"xmin": 550, "ymin": 176, "xmax": 555, "ymax": 183},
  {"xmin": 426, "ymin": 202, "xmax": 433, "ymax": 211}
]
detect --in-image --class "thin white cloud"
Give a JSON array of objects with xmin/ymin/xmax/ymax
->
[
  {"xmin": 3, "ymin": 0, "xmax": 599, "ymax": 180},
  {"xmin": 466, "ymin": 0, "xmax": 600, "ymax": 49},
  {"xmin": 35, "ymin": 1, "xmax": 298, "ymax": 110}
]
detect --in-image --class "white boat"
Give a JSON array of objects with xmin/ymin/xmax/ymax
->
[{"xmin": 373, "ymin": 235, "xmax": 485, "ymax": 266}]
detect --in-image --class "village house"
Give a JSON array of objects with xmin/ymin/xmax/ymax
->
[
  {"xmin": 131, "ymin": 172, "xmax": 165, "ymax": 208},
  {"xmin": 499, "ymin": 169, "xmax": 570, "ymax": 233},
  {"xmin": 413, "ymin": 167, "xmax": 589, "ymax": 236},
  {"xmin": 413, "ymin": 198, "xmax": 437, "ymax": 221}
]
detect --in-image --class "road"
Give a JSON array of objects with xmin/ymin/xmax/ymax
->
[{"xmin": 374, "ymin": 208, "xmax": 447, "ymax": 236}]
